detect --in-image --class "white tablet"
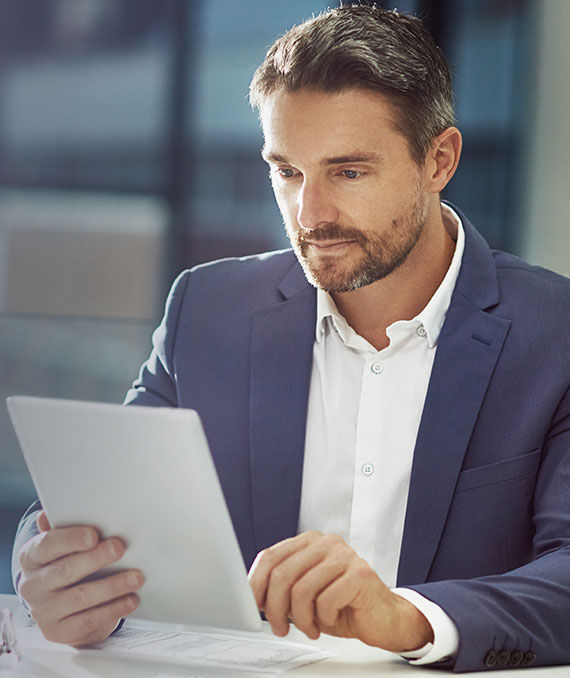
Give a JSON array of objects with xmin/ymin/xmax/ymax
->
[{"xmin": 6, "ymin": 395, "xmax": 262, "ymax": 633}]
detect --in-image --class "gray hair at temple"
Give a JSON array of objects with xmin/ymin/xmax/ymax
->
[{"xmin": 249, "ymin": 4, "xmax": 455, "ymax": 164}]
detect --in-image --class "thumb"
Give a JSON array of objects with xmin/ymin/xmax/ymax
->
[{"xmin": 36, "ymin": 510, "xmax": 51, "ymax": 532}]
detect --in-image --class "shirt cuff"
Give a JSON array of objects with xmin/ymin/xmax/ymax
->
[{"xmin": 391, "ymin": 587, "xmax": 459, "ymax": 665}]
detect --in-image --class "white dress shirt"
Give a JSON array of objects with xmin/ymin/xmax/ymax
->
[{"xmin": 298, "ymin": 204, "xmax": 464, "ymax": 664}]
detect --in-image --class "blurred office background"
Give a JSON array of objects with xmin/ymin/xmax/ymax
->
[{"xmin": 0, "ymin": 0, "xmax": 568, "ymax": 593}]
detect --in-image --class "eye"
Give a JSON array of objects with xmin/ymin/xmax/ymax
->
[
  {"xmin": 341, "ymin": 169, "xmax": 363, "ymax": 179},
  {"xmin": 278, "ymin": 168, "xmax": 296, "ymax": 178}
]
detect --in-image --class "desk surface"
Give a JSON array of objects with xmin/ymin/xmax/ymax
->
[{"xmin": 2, "ymin": 594, "xmax": 569, "ymax": 678}]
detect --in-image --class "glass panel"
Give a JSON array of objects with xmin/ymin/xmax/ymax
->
[
  {"xmin": 185, "ymin": 0, "xmax": 333, "ymax": 267},
  {"xmin": 0, "ymin": 0, "xmax": 170, "ymax": 318},
  {"xmin": 0, "ymin": 0, "xmax": 170, "ymax": 192},
  {"xmin": 442, "ymin": 0, "xmax": 531, "ymax": 250},
  {"xmin": 0, "ymin": 190, "xmax": 166, "ymax": 318}
]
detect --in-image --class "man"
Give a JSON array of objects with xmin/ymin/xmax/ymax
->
[{"xmin": 12, "ymin": 5, "xmax": 570, "ymax": 672}]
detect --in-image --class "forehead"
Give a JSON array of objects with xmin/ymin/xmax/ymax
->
[{"xmin": 260, "ymin": 88, "xmax": 408, "ymax": 161}]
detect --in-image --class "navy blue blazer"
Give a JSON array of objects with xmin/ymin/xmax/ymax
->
[
  {"xmin": 122, "ymin": 207, "xmax": 570, "ymax": 671},
  {"xmin": 14, "ymin": 207, "xmax": 570, "ymax": 671}
]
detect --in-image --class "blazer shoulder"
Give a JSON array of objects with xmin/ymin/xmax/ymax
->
[
  {"xmin": 493, "ymin": 250, "xmax": 570, "ymax": 304},
  {"xmin": 190, "ymin": 248, "xmax": 297, "ymax": 280},
  {"xmin": 490, "ymin": 252, "xmax": 570, "ymax": 348},
  {"xmin": 169, "ymin": 249, "xmax": 304, "ymax": 311}
]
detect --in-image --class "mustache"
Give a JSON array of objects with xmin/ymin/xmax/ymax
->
[{"xmin": 297, "ymin": 223, "xmax": 368, "ymax": 247}]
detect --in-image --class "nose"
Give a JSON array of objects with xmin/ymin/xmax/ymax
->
[{"xmin": 297, "ymin": 178, "xmax": 338, "ymax": 231}]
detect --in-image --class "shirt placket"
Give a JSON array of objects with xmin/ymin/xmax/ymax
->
[{"xmin": 348, "ymin": 346, "xmax": 391, "ymax": 568}]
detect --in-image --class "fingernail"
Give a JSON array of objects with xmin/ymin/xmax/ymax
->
[
  {"xmin": 83, "ymin": 530, "xmax": 95, "ymax": 548},
  {"xmin": 105, "ymin": 540, "xmax": 120, "ymax": 558},
  {"xmin": 128, "ymin": 572, "xmax": 143, "ymax": 587}
]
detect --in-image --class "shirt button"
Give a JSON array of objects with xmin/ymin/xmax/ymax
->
[
  {"xmin": 417, "ymin": 325, "xmax": 427, "ymax": 337},
  {"xmin": 370, "ymin": 362, "xmax": 383, "ymax": 374},
  {"xmin": 361, "ymin": 463, "xmax": 374, "ymax": 476}
]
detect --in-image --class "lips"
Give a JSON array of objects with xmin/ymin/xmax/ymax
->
[{"xmin": 305, "ymin": 240, "xmax": 355, "ymax": 251}]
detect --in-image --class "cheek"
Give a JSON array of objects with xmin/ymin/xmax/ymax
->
[{"xmin": 272, "ymin": 187, "xmax": 298, "ymax": 224}]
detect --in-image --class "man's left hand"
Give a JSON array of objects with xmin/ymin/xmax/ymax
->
[{"xmin": 248, "ymin": 531, "xmax": 433, "ymax": 653}]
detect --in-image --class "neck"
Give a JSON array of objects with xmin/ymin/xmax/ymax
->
[{"xmin": 331, "ymin": 203, "xmax": 456, "ymax": 351}]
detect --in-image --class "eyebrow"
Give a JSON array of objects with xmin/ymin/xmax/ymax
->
[
  {"xmin": 261, "ymin": 149, "xmax": 383, "ymax": 165},
  {"xmin": 323, "ymin": 153, "xmax": 382, "ymax": 165}
]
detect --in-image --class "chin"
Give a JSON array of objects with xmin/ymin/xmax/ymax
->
[{"xmin": 303, "ymin": 262, "xmax": 377, "ymax": 293}]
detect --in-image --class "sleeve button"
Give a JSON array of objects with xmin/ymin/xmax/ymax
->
[
  {"xmin": 509, "ymin": 651, "xmax": 523, "ymax": 667},
  {"xmin": 484, "ymin": 649, "xmax": 497, "ymax": 667},
  {"xmin": 522, "ymin": 651, "xmax": 536, "ymax": 667},
  {"xmin": 497, "ymin": 649, "xmax": 511, "ymax": 666}
]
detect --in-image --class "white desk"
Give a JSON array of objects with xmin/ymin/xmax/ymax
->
[{"xmin": 2, "ymin": 594, "xmax": 569, "ymax": 677}]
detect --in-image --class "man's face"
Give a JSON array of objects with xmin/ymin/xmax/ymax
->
[{"xmin": 260, "ymin": 88, "xmax": 431, "ymax": 293}]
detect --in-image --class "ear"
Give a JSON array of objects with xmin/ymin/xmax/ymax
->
[{"xmin": 425, "ymin": 126, "xmax": 462, "ymax": 194}]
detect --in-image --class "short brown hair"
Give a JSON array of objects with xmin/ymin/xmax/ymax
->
[{"xmin": 250, "ymin": 4, "xmax": 455, "ymax": 163}]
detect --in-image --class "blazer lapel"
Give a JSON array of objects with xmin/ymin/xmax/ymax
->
[
  {"xmin": 249, "ymin": 264, "xmax": 316, "ymax": 555},
  {"xmin": 397, "ymin": 214, "xmax": 511, "ymax": 585}
]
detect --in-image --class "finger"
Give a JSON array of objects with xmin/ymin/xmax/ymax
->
[
  {"xmin": 315, "ymin": 569, "xmax": 361, "ymax": 631},
  {"xmin": 43, "ymin": 593, "xmax": 140, "ymax": 647},
  {"xmin": 248, "ymin": 531, "xmax": 322, "ymax": 608},
  {"xmin": 263, "ymin": 533, "xmax": 347, "ymax": 636},
  {"xmin": 19, "ymin": 537, "xmax": 126, "ymax": 608},
  {"xmin": 34, "ymin": 538, "xmax": 126, "ymax": 593},
  {"xmin": 290, "ymin": 557, "xmax": 347, "ymax": 639},
  {"xmin": 36, "ymin": 570, "xmax": 144, "ymax": 628},
  {"xmin": 20, "ymin": 526, "xmax": 101, "ymax": 571},
  {"xmin": 36, "ymin": 511, "xmax": 51, "ymax": 532},
  {"xmin": 314, "ymin": 558, "xmax": 383, "ymax": 640},
  {"xmin": 264, "ymin": 544, "xmax": 327, "ymax": 636}
]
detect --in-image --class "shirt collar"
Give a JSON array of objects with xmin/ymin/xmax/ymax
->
[
  {"xmin": 316, "ymin": 290, "xmax": 350, "ymax": 344},
  {"xmin": 315, "ymin": 203, "xmax": 465, "ymax": 349}
]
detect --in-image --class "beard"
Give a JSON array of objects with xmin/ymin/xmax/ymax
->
[{"xmin": 287, "ymin": 191, "xmax": 428, "ymax": 293}]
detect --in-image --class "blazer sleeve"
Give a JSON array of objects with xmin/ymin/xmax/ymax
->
[
  {"xmin": 408, "ymin": 385, "xmax": 570, "ymax": 672},
  {"xmin": 123, "ymin": 270, "xmax": 191, "ymax": 408}
]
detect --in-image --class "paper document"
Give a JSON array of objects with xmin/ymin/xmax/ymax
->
[{"xmin": 18, "ymin": 622, "xmax": 332, "ymax": 675}]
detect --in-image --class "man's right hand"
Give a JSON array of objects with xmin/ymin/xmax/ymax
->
[{"xmin": 18, "ymin": 510, "xmax": 144, "ymax": 646}]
